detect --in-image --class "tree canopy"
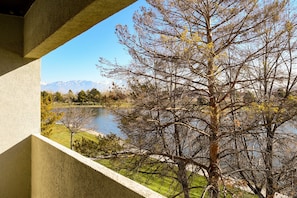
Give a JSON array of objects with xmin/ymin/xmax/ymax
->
[
  {"xmin": 41, "ymin": 91, "xmax": 62, "ymax": 137},
  {"xmin": 99, "ymin": 0, "xmax": 297, "ymax": 197}
]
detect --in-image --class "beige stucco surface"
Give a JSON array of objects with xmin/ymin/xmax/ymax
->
[
  {"xmin": 0, "ymin": 14, "xmax": 23, "ymax": 55},
  {"xmin": 0, "ymin": 13, "xmax": 39, "ymax": 198},
  {"xmin": 32, "ymin": 134, "xmax": 165, "ymax": 198},
  {"xmin": 0, "ymin": 59, "xmax": 40, "ymax": 152},
  {"xmin": 24, "ymin": 0, "xmax": 136, "ymax": 58},
  {"xmin": 0, "ymin": 0, "xmax": 147, "ymax": 197},
  {"xmin": 0, "ymin": 57, "xmax": 40, "ymax": 197},
  {"xmin": 0, "ymin": 137, "xmax": 31, "ymax": 198}
]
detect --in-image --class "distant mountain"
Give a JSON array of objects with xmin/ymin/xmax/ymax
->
[{"xmin": 41, "ymin": 80, "xmax": 110, "ymax": 93}]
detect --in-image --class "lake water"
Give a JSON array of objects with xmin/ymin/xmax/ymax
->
[{"xmin": 88, "ymin": 107, "xmax": 123, "ymax": 137}]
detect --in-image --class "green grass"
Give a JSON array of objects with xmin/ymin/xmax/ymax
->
[
  {"xmin": 97, "ymin": 158, "xmax": 183, "ymax": 197},
  {"xmin": 49, "ymin": 124, "xmax": 98, "ymax": 148},
  {"xmin": 53, "ymin": 103, "xmax": 103, "ymax": 108},
  {"xmin": 96, "ymin": 158, "xmax": 256, "ymax": 198},
  {"xmin": 48, "ymin": 126, "xmax": 256, "ymax": 197},
  {"xmin": 53, "ymin": 102, "xmax": 131, "ymax": 108}
]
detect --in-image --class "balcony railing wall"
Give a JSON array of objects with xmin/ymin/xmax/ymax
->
[{"xmin": 31, "ymin": 134, "xmax": 164, "ymax": 198}]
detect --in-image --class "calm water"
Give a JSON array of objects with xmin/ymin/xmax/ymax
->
[
  {"xmin": 89, "ymin": 107, "xmax": 123, "ymax": 137},
  {"xmin": 56, "ymin": 107, "xmax": 123, "ymax": 137}
]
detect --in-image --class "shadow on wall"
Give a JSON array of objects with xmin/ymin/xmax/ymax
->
[
  {"xmin": 0, "ymin": 136, "xmax": 31, "ymax": 198},
  {"xmin": 31, "ymin": 134, "xmax": 165, "ymax": 198},
  {"xmin": 0, "ymin": 48, "xmax": 35, "ymax": 77}
]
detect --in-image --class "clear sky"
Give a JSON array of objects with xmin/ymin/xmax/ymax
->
[{"xmin": 41, "ymin": 0, "xmax": 147, "ymax": 84}]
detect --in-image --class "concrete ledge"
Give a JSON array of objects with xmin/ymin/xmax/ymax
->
[
  {"xmin": 0, "ymin": 137, "xmax": 31, "ymax": 198},
  {"xmin": 31, "ymin": 134, "xmax": 164, "ymax": 198},
  {"xmin": 0, "ymin": 14, "xmax": 23, "ymax": 55},
  {"xmin": 24, "ymin": 0, "xmax": 136, "ymax": 58}
]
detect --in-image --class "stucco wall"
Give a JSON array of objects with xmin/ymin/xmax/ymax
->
[
  {"xmin": 0, "ymin": 14, "xmax": 23, "ymax": 56},
  {"xmin": 0, "ymin": 53, "xmax": 40, "ymax": 197},
  {"xmin": 24, "ymin": 0, "xmax": 136, "ymax": 58},
  {"xmin": 0, "ymin": 1, "xmax": 138, "ymax": 197},
  {"xmin": 31, "ymin": 134, "xmax": 165, "ymax": 198},
  {"xmin": 0, "ymin": 137, "xmax": 31, "ymax": 198},
  {"xmin": 0, "ymin": 59, "xmax": 40, "ymax": 152}
]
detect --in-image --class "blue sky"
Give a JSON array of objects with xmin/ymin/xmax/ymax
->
[{"xmin": 41, "ymin": 0, "xmax": 147, "ymax": 84}]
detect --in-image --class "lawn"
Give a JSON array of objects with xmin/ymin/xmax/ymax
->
[
  {"xmin": 48, "ymin": 126, "xmax": 256, "ymax": 197},
  {"xmin": 49, "ymin": 124, "xmax": 98, "ymax": 148},
  {"xmin": 97, "ymin": 158, "xmax": 207, "ymax": 197},
  {"xmin": 96, "ymin": 158, "xmax": 256, "ymax": 198}
]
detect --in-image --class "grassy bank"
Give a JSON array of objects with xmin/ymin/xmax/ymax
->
[
  {"xmin": 97, "ymin": 158, "xmax": 256, "ymax": 198},
  {"xmin": 48, "ymin": 126, "xmax": 256, "ymax": 197},
  {"xmin": 49, "ymin": 124, "xmax": 98, "ymax": 148},
  {"xmin": 53, "ymin": 103, "xmax": 103, "ymax": 108},
  {"xmin": 97, "ymin": 158, "xmax": 208, "ymax": 197},
  {"xmin": 53, "ymin": 102, "xmax": 131, "ymax": 109}
]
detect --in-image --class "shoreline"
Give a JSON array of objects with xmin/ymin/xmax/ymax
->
[
  {"xmin": 53, "ymin": 103, "xmax": 131, "ymax": 109},
  {"xmin": 81, "ymin": 128, "xmax": 105, "ymax": 137}
]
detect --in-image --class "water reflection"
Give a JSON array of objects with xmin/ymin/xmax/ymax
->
[
  {"xmin": 55, "ymin": 107, "xmax": 123, "ymax": 137},
  {"xmin": 91, "ymin": 108, "xmax": 123, "ymax": 137}
]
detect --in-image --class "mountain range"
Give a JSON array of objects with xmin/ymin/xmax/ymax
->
[{"xmin": 41, "ymin": 80, "xmax": 110, "ymax": 93}]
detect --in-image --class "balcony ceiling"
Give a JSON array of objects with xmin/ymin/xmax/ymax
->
[{"xmin": 0, "ymin": 0, "xmax": 35, "ymax": 16}]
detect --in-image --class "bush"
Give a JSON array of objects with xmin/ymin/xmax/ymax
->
[
  {"xmin": 73, "ymin": 134, "xmax": 123, "ymax": 158},
  {"xmin": 73, "ymin": 137, "xmax": 99, "ymax": 158}
]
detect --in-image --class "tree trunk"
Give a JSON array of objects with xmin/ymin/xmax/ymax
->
[
  {"xmin": 265, "ymin": 128, "xmax": 275, "ymax": 198},
  {"xmin": 208, "ymin": 114, "xmax": 220, "ymax": 198},
  {"xmin": 174, "ymin": 117, "xmax": 190, "ymax": 198},
  {"xmin": 177, "ymin": 161, "xmax": 190, "ymax": 198},
  {"xmin": 70, "ymin": 131, "xmax": 73, "ymax": 150},
  {"xmin": 207, "ymin": 59, "xmax": 220, "ymax": 197},
  {"xmin": 206, "ymin": 19, "xmax": 220, "ymax": 196}
]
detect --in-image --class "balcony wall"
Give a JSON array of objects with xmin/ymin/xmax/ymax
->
[
  {"xmin": 0, "ymin": 1, "xmax": 155, "ymax": 197},
  {"xmin": 31, "ymin": 134, "xmax": 165, "ymax": 198},
  {"xmin": 0, "ymin": 37, "xmax": 39, "ymax": 197}
]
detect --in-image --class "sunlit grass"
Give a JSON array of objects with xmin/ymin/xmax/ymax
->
[
  {"xmin": 96, "ymin": 158, "xmax": 256, "ymax": 198},
  {"xmin": 53, "ymin": 103, "xmax": 103, "ymax": 108},
  {"xmin": 48, "ymin": 126, "xmax": 256, "ymax": 197},
  {"xmin": 49, "ymin": 124, "xmax": 98, "ymax": 148}
]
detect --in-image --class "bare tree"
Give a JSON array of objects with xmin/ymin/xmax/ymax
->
[
  {"xmin": 59, "ymin": 107, "xmax": 96, "ymax": 150},
  {"xmin": 225, "ymin": 6, "xmax": 297, "ymax": 197},
  {"xmin": 116, "ymin": 65, "xmax": 212, "ymax": 197},
  {"xmin": 99, "ymin": 0, "xmax": 294, "ymax": 197}
]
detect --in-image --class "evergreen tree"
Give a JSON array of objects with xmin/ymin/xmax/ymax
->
[
  {"xmin": 41, "ymin": 91, "xmax": 62, "ymax": 137},
  {"xmin": 88, "ymin": 88, "xmax": 101, "ymax": 104},
  {"xmin": 77, "ymin": 90, "xmax": 88, "ymax": 104},
  {"xmin": 54, "ymin": 91, "xmax": 64, "ymax": 103}
]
